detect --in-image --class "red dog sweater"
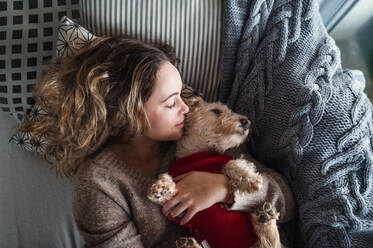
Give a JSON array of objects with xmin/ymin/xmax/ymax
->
[{"xmin": 168, "ymin": 151, "xmax": 258, "ymax": 248}]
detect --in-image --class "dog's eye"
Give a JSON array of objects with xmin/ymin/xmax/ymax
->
[{"xmin": 211, "ymin": 109, "xmax": 221, "ymax": 115}]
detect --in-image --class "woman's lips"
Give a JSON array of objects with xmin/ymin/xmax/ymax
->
[{"xmin": 176, "ymin": 121, "xmax": 184, "ymax": 127}]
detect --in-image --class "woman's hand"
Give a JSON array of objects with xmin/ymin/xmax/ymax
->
[{"xmin": 161, "ymin": 171, "xmax": 228, "ymax": 225}]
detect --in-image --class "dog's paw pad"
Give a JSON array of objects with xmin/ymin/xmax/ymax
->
[
  {"xmin": 175, "ymin": 237, "xmax": 202, "ymax": 248},
  {"xmin": 254, "ymin": 202, "xmax": 280, "ymax": 224}
]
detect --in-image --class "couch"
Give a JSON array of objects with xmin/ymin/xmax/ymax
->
[{"xmin": 1, "ymin": 0, "xmax": 373, "ymax": 247}]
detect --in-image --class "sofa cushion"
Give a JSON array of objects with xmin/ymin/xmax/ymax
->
[
  {"xmin": 80, "ymin": 0, "xmax": 222, "ymax": 102},
  {"xmin": 0, "ymin": 0, "xmax": 80, "ymax": 122},
  {"xmin": 0, "ymin": 95, "xmax": 83, "ymax": 248}
]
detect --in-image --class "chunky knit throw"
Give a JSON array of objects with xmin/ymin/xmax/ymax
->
[{"xmin": 219, "ymin": 0, "xmax": 373, "ymax": 247}]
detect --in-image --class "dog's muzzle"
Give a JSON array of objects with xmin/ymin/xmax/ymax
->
[{"xmin": 239, "ymin": 118, "xmax": 250, "ymax": 131}]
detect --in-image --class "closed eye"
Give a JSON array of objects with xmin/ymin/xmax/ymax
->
[
  {"xmin": 167, "ymin": 102, "xmax": 176, "ymax": 108},
  {"xmin": 211, "ymin": 109, "xmax": 221, "ymax": 115}
]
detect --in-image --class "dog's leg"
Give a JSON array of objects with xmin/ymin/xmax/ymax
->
[
  {"xmin": 222, "ymin": 158, "xmax": 263, "ymax": 194},
  {"xmin": 175, "ymin": 237, "xmax": 203, "ymax": 248},
  {"xmin": 147, "ymin": 173, "xmax": 178, "ymax": 205},
  {"xmin": 252, "ymin": 202, "xmax": 283, "ymax": 248}
]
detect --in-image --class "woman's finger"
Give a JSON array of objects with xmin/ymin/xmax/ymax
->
[
  {"xmin": 170, "ymin": 200, "xmax": 191, "ymax": 218},
  {"xmin": 162, "ymin": 194, "xmax": 182, "ymax": 215},
  {"xmin": 180, "ymin": 206, "xmax": 198, "ymax": 225}
]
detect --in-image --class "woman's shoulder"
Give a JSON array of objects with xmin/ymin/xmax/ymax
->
[{"xmin": 73, "ymin": 147, "xmax": 122, "ymax": 183}]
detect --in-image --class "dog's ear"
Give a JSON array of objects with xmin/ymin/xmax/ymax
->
[{"xmin": 182, "ymin": 96, "xmax": 203, "ymax": 111}]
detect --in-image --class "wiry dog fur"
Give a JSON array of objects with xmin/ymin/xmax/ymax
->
[{"xmin": 148, "ymin": 97, "xmax": 283, "ymax": 248}]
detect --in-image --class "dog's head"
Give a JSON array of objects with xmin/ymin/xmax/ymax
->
[{"xmin": 181, "ymin": 96, "xmax": 251, "ymax": 153}]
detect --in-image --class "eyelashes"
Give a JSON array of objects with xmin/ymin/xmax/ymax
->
[{"xmin": 167, "ymin": 102, "xmax": 176, "ymax": 108}]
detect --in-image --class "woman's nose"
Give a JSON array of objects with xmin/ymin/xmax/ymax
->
[{"xmin": 181, "ymin": 99, "xmax": 189, "ymax": 114}]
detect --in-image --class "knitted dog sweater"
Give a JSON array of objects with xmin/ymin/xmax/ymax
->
[{"xmin": 168, "ymin": 151, "xmax": 258, "ymax": 248}]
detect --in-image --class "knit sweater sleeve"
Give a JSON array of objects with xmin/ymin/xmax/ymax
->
[
  {"xmin": 73, "ymin": 173, "xmax": 145, "ymax": 248},
  {"xmin": 225, "ymin": 146, "xmax": 297, "ymax": 223}
]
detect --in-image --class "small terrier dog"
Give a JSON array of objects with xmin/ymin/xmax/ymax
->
[{"xmin": 148, "ymin": 96, "xmax": 283, "ymax": 248}]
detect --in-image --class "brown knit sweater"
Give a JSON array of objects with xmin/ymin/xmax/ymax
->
[{"xmin": 72, "ymin": 142, "xmax": 296, "ymax": 248}]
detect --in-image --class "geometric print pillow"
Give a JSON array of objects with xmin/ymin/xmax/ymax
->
[
  {"xmin": 0, "ymin": 0, "xmax": 80, "ymax": 122},
  {"xmin": 9, "ymin": 16, "xmax": 94, "ymax": 153},
  {"xmin": 56, "ymin": 16, "xmax": 96, "ymax": 57},
  {"xmin": 0, "ymin": 0, "xmax": 80, "ymax": 123},
  {"xmin": 9, "ymin": 103, "xmax": 49, "ymax": 153}
]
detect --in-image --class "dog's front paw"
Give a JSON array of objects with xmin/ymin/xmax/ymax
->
[
  {"xmin": 147, "ymin": 173, "xmax": 177, "ymax": 204},
  {"xmin": 175, "ymin": 237, "xmax": 202, "ymax": 248},
  {"xmin": 223, "ymin": 158, "xmax": 263, "ymax": 193},
  {"xmin": 253, "ymin": 202, "xmax": 280, "ymax": 224}
]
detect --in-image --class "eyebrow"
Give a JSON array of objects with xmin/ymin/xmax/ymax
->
[{"xmin": 162, "ymin": 92, "xmax": 179, "ymax": 103}]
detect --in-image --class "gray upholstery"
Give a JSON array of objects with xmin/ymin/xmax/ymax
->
[{"xmin": 0, "ymin": 113, "xmax": 83, "ymax": 248}]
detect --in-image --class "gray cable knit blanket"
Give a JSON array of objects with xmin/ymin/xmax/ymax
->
[{"xmin": 219, "ymin": 0, "xmax": 373, "ymax": 247}]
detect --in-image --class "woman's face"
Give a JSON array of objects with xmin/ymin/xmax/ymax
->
[{"xmin": 143, "ymin": 61, "xmax": 189, "ymax": 141}]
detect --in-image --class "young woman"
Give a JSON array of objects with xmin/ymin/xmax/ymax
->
[{"xmin": 21, "ymin": 37, "xmax": 295, "ymax": 247}]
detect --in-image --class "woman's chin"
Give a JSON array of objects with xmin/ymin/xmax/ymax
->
[{"xmin": 171, "ymin": 129, "xmax": 184, "ymax": 141}]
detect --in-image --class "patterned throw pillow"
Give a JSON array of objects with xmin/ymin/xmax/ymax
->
[
  {"xmin": 9, "ymin": 16, "xmax": 92, "ymax": 153},
  {"xmin": 56, "ymin": 16, "xmax": 96, "ymax": 57},
  {"xmin": 0, "ymin": 0, "xmax": 80, "ymax": 122},
  {"xmin": 9, "ymin": 17, "xmax": 201, "ymax": 153}
]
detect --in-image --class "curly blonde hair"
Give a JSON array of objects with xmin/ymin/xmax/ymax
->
[{"xmin": 17, "ymin": 37, "xmax": 179, "ymax": 176}]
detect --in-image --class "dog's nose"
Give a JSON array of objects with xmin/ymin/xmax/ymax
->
[{"xmin": 239, "ymin": 118, "xmax": 250, "ymax": 130}]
